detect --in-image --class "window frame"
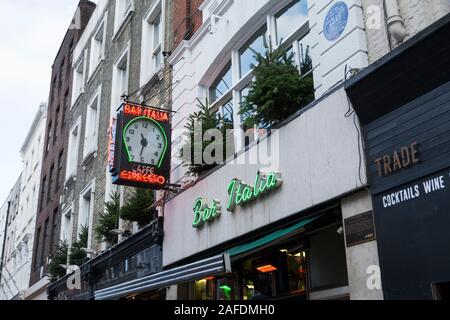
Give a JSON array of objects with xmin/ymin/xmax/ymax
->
[
  {"xmin": 65, "ymin": 116, "xmax": 82, "ymax": 183},
  {"xmin": 113, "ymin": 0, "xmax": 135, "ymax": 40},
  {"xmin": 83, "ymin": 85, "xmax": 102, "ymax": 160},
  {"xmin": 78, "ymin": 180, "xmax": 95, "ymax": 249},
  {"xmin": 206, "ymin": 0, "xmax": 311, "ymax": 152},
  {"xmin": 71, "ymin": 51, "xmax": 87, "ymax": 108},
  {"xmin": 88, "ymin": 13, "xmax": 108, "ymax": 82},
  {"xmin": 140, "ymin": 0, "xmax": 164, "ymax": 86}
]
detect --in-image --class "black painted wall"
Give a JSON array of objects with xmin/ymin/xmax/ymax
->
[{"xmin": 365, "ymin": 82, "xmax": 450, "ymax": 299}]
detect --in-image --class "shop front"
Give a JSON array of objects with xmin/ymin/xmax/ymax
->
[
  {"xmin": 177, "ymin": 207, "xmax": 349, "ymax": 300},
  {"xmin": 346, "ymin": 13, "xmax": 450, "ymax": 299},
  {"xmin": 162, "ymin": 87, "xmax": 380, "ymax": 300}
]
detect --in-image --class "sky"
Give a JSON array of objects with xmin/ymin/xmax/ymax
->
[{"xmin": 0, "ymin": 1, "xmax": 97, "ymax": 203}]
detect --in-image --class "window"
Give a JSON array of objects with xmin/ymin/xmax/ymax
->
[
  {"xmin": 46, "ymin": 121, "xmax": 52, "ymax": 154},
  {"xmin": 89, "ymin": 16, "xmax": 107, "ymax": 79},
  {"xmin": 47, "ymin": 164, "xmax": 54, "ymax": 203},
  {"xmin": 56, "ymin": 150, "xmax": 64, "ymax": 192},
  {"xmin": 83, "ymin": 86, "xmax": 101, "ymax": 159},
  {"xmin": 239, "ymin": 26, "xmax": 267, "ymax": 78},
  {"xmin": 210, "ymin": 63, "xmax": 232, "ymax": 103},
  {"xmin": 111, "ymin": 45, "xmax": 130, "ymax": 111},
  {"xmin": 40, "ymin": 176, "xmax": 46, "ymax": 211},
  {"xmin": 60, "ymin": 206, "xmax": 73, "ymax": 243},
  {"xmin": 78, "ymin": 181, "xmax": 95, "ymax": 248},
  {"xmin": 203, "ymin": 0, "xmax": 311, "ymax": 152},
  {"xmin": 42, "ymin": 218, "xmax": 49, "ymax": 267},
  {"xmin": 54, "ymin": 106, "xmax": 60, "ymax": 144},
  {"xmin": 34, "ymin": 228, "xmax": 41, "ymax": 270},
  {"xmin": 59, "ymin": 59, "xmax": 65, "ymax": 90},
  {"xmin": 114, "ymin": 0, "xmax": 134, "ymax": 36},
  {"xmin": 275, "ymin": 0, "xmax": 308, "ymax": 45},
  {"xmin": 51, "ymin": 207, "xmax": 59, "ymax": 254},
  {"xmin": 141, "ymin": 1, "xmax": 164, "ymax": 85},
  {"xmin": 72, "ymin": 55, "xmax": 86, "ymax": 106},
  {"xmin": 65, "ymin": 117, "xmax": 82, "ymax": 182}
]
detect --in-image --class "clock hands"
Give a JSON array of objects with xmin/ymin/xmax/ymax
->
[{"xmin": 140, "ymin": 133, "xmax": 148, "ymax": 156}]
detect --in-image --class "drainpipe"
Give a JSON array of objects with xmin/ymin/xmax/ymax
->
[{"xmin": 384, "ymin": 0, "xmax": 406, "ymax": 45}]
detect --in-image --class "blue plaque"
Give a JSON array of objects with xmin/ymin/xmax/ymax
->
[{"xmin": 323, "ymin": 1, "xmax": 349, "ymax": 42}]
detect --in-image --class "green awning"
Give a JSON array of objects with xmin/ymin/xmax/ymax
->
[{"xmin": 227, "ymin": 215, "xmax": 321, "ymax": 258}]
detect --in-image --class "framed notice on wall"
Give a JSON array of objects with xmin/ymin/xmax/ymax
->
[{"xmin": 344, "ymin": 211, "xmax": 376, "ymax": 247}]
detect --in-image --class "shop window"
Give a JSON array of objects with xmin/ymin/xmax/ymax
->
[
  {"xmin": 239, "ymin": 26, "xmax": 267, "ymax": 78},
  {"xmin": 432, "ymin": 282, "xmax": 450, "ymax": 300},
  {"xmin": 275, "ymin": 0, "xmax": 309, "ymax": 45},
  {"xmin": 308, "ymin": 226, "xmax": 348, "ymax": 292}
]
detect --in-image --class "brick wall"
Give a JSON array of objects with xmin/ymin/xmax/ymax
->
[
  {"xmin": 29, "ymin": 0, "xmax": 95, "ymax": 287},
  {"xmin": 173, "ymin": 0, "xmax": 205, "ymax": 49}
]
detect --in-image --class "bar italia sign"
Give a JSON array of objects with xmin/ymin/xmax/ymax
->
[{"xmin": 192, "ymin": 171, "xmax": 282, "ymax": 228}]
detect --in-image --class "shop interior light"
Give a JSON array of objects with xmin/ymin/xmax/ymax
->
[
  {"xmin": 201, "ymin": 276, "xmax": 215, "ymax": 281},
  {"xmin": 256, "ymin": 265, "xmax": 278, "ymax": 273}
]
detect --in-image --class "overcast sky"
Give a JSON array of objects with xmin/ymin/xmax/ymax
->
[{"xmin": 0, "ymin": 1, "xmax": 97, "ymax": 203}]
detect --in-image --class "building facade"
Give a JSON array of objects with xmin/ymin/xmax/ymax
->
[
  {"xmin": 28, "ymin": 0, "xmax": 96, "ymax": 299},
  {"xmin": 45, "ymin": 0, "xmax": 450, "ymax": 301},
  {"xmin": 347, "ymin": 12, "xmax": 450, "ymax": 299},
  {"xmin": 0, "ymin": 176, "xmax": 22, "ymax": 299},
  {"xmin": 0, "ymin": 104, "xmax": 48, "ymax": 300},
  {"xmin": 47, "ymin": 0, "xmax": 173, "ymax": 300}
]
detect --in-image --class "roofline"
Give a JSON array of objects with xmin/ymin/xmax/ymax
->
[{"xmin": 20, "ymin": 103, "xmax": 47, "ymax": 155}]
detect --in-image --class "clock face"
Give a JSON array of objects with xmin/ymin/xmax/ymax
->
[{"xmin": 123, "ymin": 117, "xmax": 167, "ymax": 166}]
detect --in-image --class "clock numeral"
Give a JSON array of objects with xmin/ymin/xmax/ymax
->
[
  {"xmin": 151, "ymin": 159, "xmax": 155, "ymax": 165},
  {"xmin": 126, "ymin": 137, "xmax": 130, "ymax": 142},
  {"xmin": 128, "ymin": 146, "xmax": 133, "ymax": 152},
  {"xmin": 130, "ymin": 155, "xmax": 135, "ymax": 161},
  {"xmin": 156, "ymin": 135, "xmax": 160, "ymax": 140},
  {"xmin": 129, "ymin": 129, "xmax": 135, "ymax": 135},
  {"xmin": 143, "ymin": 123, "xmax": 149, "ymax": 129},
  {"xmin": 134, "ymin": 124, "xmax": 139, "ymax": 129},
  {"xmin": 158, "ymin": 143, "xmax": 162, "ymax": 149},
  {"xmin": 154, "ymin": 152, "xmax": 159, "ymax": 157},
  {"xmin": 140, "ymin": 157, "xmax": 145, "ymax": 163},
  {"xmin": 153, "ymin": 128, "xmax": 156, "ymax": 133}
]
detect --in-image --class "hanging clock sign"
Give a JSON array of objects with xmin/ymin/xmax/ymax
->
[{"xmin": 111, "ymin": 102, "xmax": 171, "ymax": 189}]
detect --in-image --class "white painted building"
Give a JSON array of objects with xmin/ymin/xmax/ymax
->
[
  {"xmin": 159, "ymin": 0, "xmax": 383, "ymax": 300},
  {"xmin": 0, "ymin": 103, "xmax": 47, "ymax": 300}
]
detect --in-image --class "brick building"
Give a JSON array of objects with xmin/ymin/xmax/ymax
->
[{"xmin": 28, "ymin": 0, "xmax": 95, "ymax": 299}]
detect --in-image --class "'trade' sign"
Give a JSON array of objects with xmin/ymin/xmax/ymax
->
[{"xmin": 110, "ymin": 102, "xmax": 171, "ymax": 189}]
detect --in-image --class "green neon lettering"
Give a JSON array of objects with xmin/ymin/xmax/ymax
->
[
  {"xmin": 192, "ymin": 198, "xmax": 204, "ymax": 228},
  {"xmin": 243, "ymin": 185, "xmax": 253, "ymax": 202},
  {"xmin": 227, "ymin": 179, "xmax": 237, "ymax": 211}
]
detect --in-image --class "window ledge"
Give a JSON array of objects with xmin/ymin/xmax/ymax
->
[
  {"xmin": 112, "ymin": 8, "xmax": 135, "ymax": 42},
  {"xmin": 71, "ymin": 91, "xmax": 84, "ymax": 110},
  {"xmin": 88, "ymin": 58, "xmax": 105, "ymax": 84},
  {"xmin": 82, "ymin": 148, "xmax": 98, "ymax": 165},
  {"xmin": 64, "ymin": 174, "xmax": 77, "ymax": 187},
  {"xmin": 140, "ymin": 65, "xmax": 164, "ymax": 88}
]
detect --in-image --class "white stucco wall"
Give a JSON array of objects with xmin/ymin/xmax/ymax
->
[
  {"xmin": 0, "ymin": 104, "xmax": 47, "ymax": 300},
  {"xmin": 169, "ymin": 0, "xmax": 369, "ymax": 185},
  {"xmin": 163, "ymin": 87, "xmax": 367, "ymax": 266}
]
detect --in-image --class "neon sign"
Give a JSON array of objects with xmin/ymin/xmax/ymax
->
[
  {"xmin": 124, "ymin": 103, "xmax": 170, "ymax": 122},
  {"xmin": 192, "ymin": 198, "xmax": 222, "ymax": 228},
  {"xmin": 192, "ymin": 171, "xmax": 282, "ymax": 229},
  {"xmin": 111, "ymin": 102, "xmax": 171, "ymax": 189},
  {"xmin": 227, "ymin": 171, "xmax": 282, "ymax": 212}
]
